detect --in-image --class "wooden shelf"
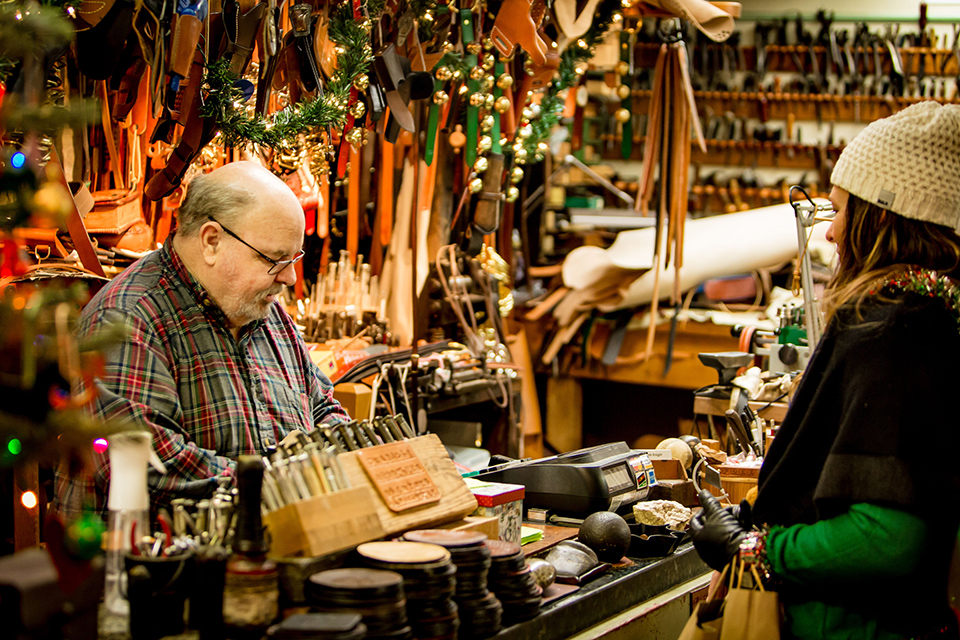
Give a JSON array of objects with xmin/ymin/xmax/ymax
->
[
  {"xmin": 693, "ymin": 395, "xmax": 789, "ymax": 422},
  {"xmin": 624, "ymin": 89, "xmax": 960, "ymax": 123},
  {"xmin": 632, "ymin": 42, "xmax": 960, "ymax": 78},
  {"xmin": 599, "ymin": 135, "xmax": 843, "ymax": 169}
]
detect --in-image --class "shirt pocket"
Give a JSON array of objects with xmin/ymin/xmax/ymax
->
[{"xmin": 263, "ymin": 381, "xmax": 314, "ymax": 433}]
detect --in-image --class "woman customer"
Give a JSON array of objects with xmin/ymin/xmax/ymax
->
[{"xmin": 690, "ymin": 101, "xmax": 960, "ymax": 639}]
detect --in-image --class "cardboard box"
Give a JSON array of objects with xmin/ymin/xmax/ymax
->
[
  {"xmin": 465, "ymin": 480, "xmax": 525, "ymax": 544},
  {"xmin": 333, "ymin": 382, "xmax": 372, "ymax": 420}
]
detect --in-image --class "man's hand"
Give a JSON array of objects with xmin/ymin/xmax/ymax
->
[
  {"xmin": 279, "ymin": 429, "xmax": 305, "ymax": 450},
  {"xmin": 690, "ymin": 490, "xmax": 752, "ymax": 572}
]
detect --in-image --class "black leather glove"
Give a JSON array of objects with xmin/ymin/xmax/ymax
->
[
  {"xmin": 727, "ymin": 499, "xmax": 753, "ymax": 529},
  {"xmin": 690, "ymin": 490, "xmax": 751, "ymax": 572}
]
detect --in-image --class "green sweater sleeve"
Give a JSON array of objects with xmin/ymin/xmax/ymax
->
[{"xmin": 766, "ymin": 503, "xmax": 928, "ymax": 586}]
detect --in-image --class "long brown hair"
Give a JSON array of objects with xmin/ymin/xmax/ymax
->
[{"xmin": 821, "ymin": 193, "xmax": 960, "ymax": 323}]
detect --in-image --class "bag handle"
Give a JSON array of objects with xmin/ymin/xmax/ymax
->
[{"xmin": 728, "ymin": 554, "xmax": 768, "ymax": 592}]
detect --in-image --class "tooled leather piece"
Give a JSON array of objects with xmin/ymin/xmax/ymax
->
[
  {"xmin": 169, "ymin": 14, "xmax": 203, "ymax": 79},
  {"xmin": 222, "ymin": 0, "xmax": 267, "ymax": 75},
  {"xmin": 490, "ymin": 0, "xmax": 548, "ymax": 65}
]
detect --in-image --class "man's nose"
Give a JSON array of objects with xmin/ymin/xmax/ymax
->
[{"xmin": 275, "ymin": 262, "xmax": 297, "ymax": 286}]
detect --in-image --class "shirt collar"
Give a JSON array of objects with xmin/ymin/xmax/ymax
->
[{"xmin": 159, "ymin": 237, "xmax": 266, "ymax": 337}]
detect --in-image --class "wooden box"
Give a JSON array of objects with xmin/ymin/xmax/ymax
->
[{"xmin": 265, "ymin": 485, "xmax": 385, "ymax": 558}]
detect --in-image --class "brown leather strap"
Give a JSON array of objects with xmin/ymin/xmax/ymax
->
[
  {"xmin": 144, "ymin": 46, "xmax": 215, "ymax": 200},
  {"xmin": 51, "ymin": 149, "xmax": 106, "ymax": 277},
  {"xmin": 379, "ymin": 139, "xmax": 395, "ymax": 248},
  {"xmin": 99, "ymin": 81, "xmax": 126, "ymax": 190},
  {"xmin": 347, "ymin": 144, "xmax": 360, "ymax": 258}
]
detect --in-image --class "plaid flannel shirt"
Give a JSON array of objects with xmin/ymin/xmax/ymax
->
[{"xmin": 53, "ymin": 242, "xmax": 348, "ymax": 516}]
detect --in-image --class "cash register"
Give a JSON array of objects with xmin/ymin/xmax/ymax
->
[{"xmin": 474, "ymin": 442, "xmax": 656, "ymax": 517}]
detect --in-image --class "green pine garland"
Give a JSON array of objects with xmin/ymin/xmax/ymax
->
[
  {"xmin": 518, "ymin": 0, "xmax": 622, "ymax": 161},
  {"xmin": 201, "ymin": 2, "xmax": 373, "ymax": 149}
]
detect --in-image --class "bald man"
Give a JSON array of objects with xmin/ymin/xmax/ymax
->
[{"xmin": 54, "ymin": 162, "xmax": 349, "ymax": 516}]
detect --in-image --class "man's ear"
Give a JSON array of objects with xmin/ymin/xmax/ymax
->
[{"xmin": 198, "ymin": 221, "xmax": 223, "ymax": 266}]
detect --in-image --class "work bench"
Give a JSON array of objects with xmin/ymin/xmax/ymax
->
[{"xmin": 98, "ymin": 541, "xmax": 710, "ymax": 640}]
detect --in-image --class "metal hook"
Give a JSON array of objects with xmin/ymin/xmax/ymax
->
[{"xmin": 657, "ymin": 18, "xmax": 683, "ymax": 44}]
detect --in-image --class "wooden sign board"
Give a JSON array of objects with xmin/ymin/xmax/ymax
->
[
  {"xmin": 357, "ymin": 441, "xmax": 441, "ymax": 512},
  {"xmin": 338, "ymin": 434, "xmax": 479, "ymax": 536}
]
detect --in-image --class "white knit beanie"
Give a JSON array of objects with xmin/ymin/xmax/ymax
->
[{"xmin": 831, "ymin": 101, "xmax": 960, "ymax": 230}]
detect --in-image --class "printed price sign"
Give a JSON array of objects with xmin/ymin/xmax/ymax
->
[{"xmin": 357, "ymin": 441, "xmax": 441, "ymax": 512}]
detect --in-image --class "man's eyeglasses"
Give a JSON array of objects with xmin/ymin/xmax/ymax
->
[{"xmin": 207, "ymin": 216, "xmax": 305, "ymax": 275}]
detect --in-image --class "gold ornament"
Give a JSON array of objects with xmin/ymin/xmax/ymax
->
[
  {"xmin": 496, "ymin": 73, "xmax": 514, "ymax": 89},
  {"xmin": 482, "ymin": 53, "xmax": 495, "ymax": 70},
  {"xmin": 484, "ymin": 93, "xmax": 495, "ymax": 109},
  {"xmin": 353, "ymin": 74, "xmax": 370, "ymax": 91},
  {"xmin": 469, "ymin": 66, "xmax": 485, "ymax": 81},
  {"xmin": 617, "ymin": 84, "xmax": 631, "ymax": 100},
  {"xmin": 470, "ymin": 177, "xmax": 484, "ymax": 193},
  {"xmin": 433, "ymin": 90, "xmax": 450, "ymax": 105},
  {"xmin": 442, "ymin": 41, "xmax": 455, "ymax": 53},
  {"xmin": 359, "ymin": 18, "xmax": 372, "ymax": 32},
  {"xmin": 469, "ymin": 92, "xmax": 485, "ymax": 107},
  {"xmin": 510, "ymin": 167, "xmax": 524, "ymax": 184},
  {"xmin": 467, "ymin": 42, "xmax": 482, "ymax": 55},
  {"xmin": 518, "ymin": 124, "xmax": 533, "ymax": 139},
  {"xmin": 506, "ymin": 186, "xmax": 519, "ymax": 203},
  {"xmin": 495, "ymin": 96, "xmax": 512, "ymax": 113},
  {"xmin": 31, "ymin": 182, "xmax": 72, "ymax": 219},
  {"xmin": 422, "ymin": 10, "xmax": 434, "ymax": 21},
  {"xmin": 616, "ymin": 61, "xmax": 630, "ymax": 76},
  {"xmin": 478, "ymin": 135, "xmax": 493, "ymax": 152},
  {"xmin": 480, "ymin": 75, "xmax": 495, "ymax": 92},
  {"xmin": 615, "ymin": 108, "xmax": 631, "ymax": 123},
  {"xmin": 452, "ymin": 69, "xmax": 464, "ymax": 81},
  {"xmin": 481, "ymin": 115, "xmax": 495, "ymax": 131},
  {"xmin": 350, "ymin": 101, "xmax": 367, "ymax": 118},
  {"xmin": 482, "ymin": 37, "xmax": 494, "ymax": 50},
  {"xmin": 515, "ymin": 148, "xmax": 528, "ymax": 163},
  {"xmin": 436, "ymin": 66, "xmax": 453, "ymax": 81},
  {"xmin": 474, "ymin": 156, "xmax": 489, "ymax": 173},
  {"xmin": 538, "ymin": 142, "xmax": 549, "ymax": 152},
  {"xmin": 345, "ymin": 128, "xmax": 364, "ymax": 146},
  {"xmin": 522, "ymin": 107, "xmax": 534, "ymax": 120},
  {"xmin": 577, "ymin": 39, "xmax": 588, "ymax": 49}
]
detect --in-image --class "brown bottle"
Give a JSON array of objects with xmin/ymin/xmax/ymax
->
[{"xmin": 222, "ymin": 456, "xmax": 279, "ymax": 639}]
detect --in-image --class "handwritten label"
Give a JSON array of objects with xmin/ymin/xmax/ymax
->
[{"xmin": 357, "ymin": 441, "xmax": 441, "ymax": 512}]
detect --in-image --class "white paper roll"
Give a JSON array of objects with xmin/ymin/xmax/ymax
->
[{"xmin": 561, "ymin": 202, "xmax": 832, "ymax": 311}]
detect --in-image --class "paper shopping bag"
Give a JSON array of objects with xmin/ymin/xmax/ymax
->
[
  {"xmin": 719, "ymin": 561, "xmax": 781, "ymax": 640},
  {"xmin": 679, "ymin": 600, "xmax": 723, "ymax": 640}
]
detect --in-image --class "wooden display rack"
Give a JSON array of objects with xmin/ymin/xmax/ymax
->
[{"xmin": 265, "ymin": 434, "xmax": 479, "ymax": 558}]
